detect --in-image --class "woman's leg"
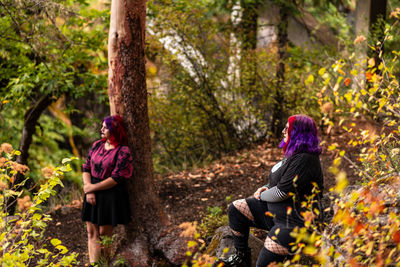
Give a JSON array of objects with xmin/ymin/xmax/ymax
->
[
  {"xmin": 217, "ymin": 199, "xmax": 254, "ymax": 266},
  {"xmin": 86, "ymin": 222, "xmax": 100, "ymax": 264},
  {"xmin": 229, "ymin": 199, "xmax": 255, "ymax": 250},
  {"xmin": 256, "ymin": 227, "xmax": 293, "ymax": 267},
  {"xmin": 218, "ymin": 198, "xmax": 272, "ymax": 266}
]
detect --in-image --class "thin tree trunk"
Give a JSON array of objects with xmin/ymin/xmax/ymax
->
[
  {"xmin": 5, "ymin": 94, "xmax": 53, "ymax": 214},
  {"xmin": 368, "ymin": 0, "xmax": 387, "ymax": 73},
  {"xmin": 272, "ymin": 5, "xmax": 288, "ymax": 138},
  {"xmin": 107, "ymin": 0, "xmax": 186, "ymax": 265},
  {"xmin": 239, "ymin": 0, "xmax": 258, "ymax": 90}
]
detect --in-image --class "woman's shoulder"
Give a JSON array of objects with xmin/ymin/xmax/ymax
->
[
  {"xmin": 118, "ymin": 145, "xmax": 131, "ymax": 154},
  {"xmin": 91, "ymin": 140, "xmax": 104, "ymax": 149},
  {"xmin": 288, "ymin": 152, "xmax": 320, "ymax": 163}
]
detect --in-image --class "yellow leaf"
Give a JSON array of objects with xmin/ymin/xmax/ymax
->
[
  {"xmin": 318, "ymin": 68, "xmax": 326, "ymax": 76},
  {"xmin": 292, "ymin": 254, "xmax": 301, "ymax": 262},
  {"xmin": 328, "ymin": 144, "xmax": 337, "ymax": 151},
  {"xmin": 305, "ymin": 74, "xmax": 314, "ymax": 85},
  {"xmin": 333, "ymin": 157, "xmax": 341, "ymax": 166},
  {"xmin": 56, "ymin": 245, "xmax": 68, "ymax": 254},
  {"xmin": 148, "ymin": 66, "xmax": 157, "ymax": 76},
  {"xmin": 50, "ymin": 238, "xmax": 62, "ymax": 246},
  {"xmin": 365, "ymin": 241, "xmax": 374, "ymax": 256},
  {"xmin": 378, "ymin": 98, "xmax": 387, "ymax": 109},
  {"xmin": 344, "ymin": 92, "xmax": 352, "ymax": 104},
  {"xmin": 335, "ymin": 171, "xmax": 348, "ymax": 193},
  {"xmin": 187, "ymin": 240, "xmax": 197, "ymax": 247},
  {"xmin": 304, "ymin": 245, "xmax": 317, "ymax": 255}
]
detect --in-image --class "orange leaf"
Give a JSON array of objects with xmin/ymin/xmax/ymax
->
[
  {"xmin": 344, "ymin": 78, "xmax": 351, "ymax": 86},
  {"xmin": 265, "ymin": 211, "xmax": 275, "ymax": 217},
  {"xmin": 366, "ymin": 72, "xmax": 373, "ymax": 81},
  {"xmin": 354, "ymin": 222, "xmax": 364, "ymax": 234},
  {"xmin": 286, "ymin": 207, "xmax": 292, "ymax": 215},
  {"xmin": 392, "ymin": 231, "xmax": 400, "ymax": 243}
]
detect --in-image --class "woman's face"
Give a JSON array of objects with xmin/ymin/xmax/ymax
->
[
  {"xmin": 101, "ymin": 122, "xmax": 110, "ymax": 140},
  {"xmin": 282, "ymin": 122, "xmax": 289, "ymax": 143}
]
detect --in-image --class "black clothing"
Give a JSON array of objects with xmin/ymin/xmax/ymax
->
[
  {"xmin": 256, "ymin": 247, "xmax": 290, "ymax": 267},
  {"xmin": 81, "ymin": 176, "xmax": 131, "ymax": 226},
  {"xmin": 267, "ymin": 152, "xmax": 323, "ymax": 227},
  {"xmin": 228, "ymin": 152, "xmax": 324, "ymax": 266},
  {"xmin": 81, "ymin": 145, "xmax": 132, "ymax": 226}
]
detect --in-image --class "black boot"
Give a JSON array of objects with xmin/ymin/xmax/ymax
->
[{"xmin": 214, "ymin": 249, "xmax": 251, "ymax": 267}]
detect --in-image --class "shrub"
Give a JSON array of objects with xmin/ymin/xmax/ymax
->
[
  {"xmin": 198, "ymin": 206, "xmax": 229, "ymax": 238},
  {"xmin": 285, "ymin": 11, "xmax": 400, "ymax": 266},
  {"xmin": 0, "ymin": 144, "xmax": 78, "ymax": 266}
]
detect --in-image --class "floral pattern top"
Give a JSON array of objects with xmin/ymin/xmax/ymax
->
[{"xmin": 83, "ymin": 140, "xmax": 133, "ymax": 183}]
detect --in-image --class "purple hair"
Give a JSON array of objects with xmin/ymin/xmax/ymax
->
[
  {"xmin": 102, "ymin": 115, "xmax": 128, "ymax": 146},
  {"xmin": 279, "ymin": 114, "xmax": 321, "ymax": 157}
]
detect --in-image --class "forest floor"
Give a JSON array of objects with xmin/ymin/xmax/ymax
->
[{"xmin": 45, "ymin": 128, "xmax": 361, "ymax": 266}]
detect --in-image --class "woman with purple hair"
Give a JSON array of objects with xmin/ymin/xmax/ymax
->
[
  {"xmin": 217, "ymin": 114, "xmax": 324, "ymax": 267},
  {"xmin": 81, "ymin": 115, "xmax": 133, "ymax": 266}
]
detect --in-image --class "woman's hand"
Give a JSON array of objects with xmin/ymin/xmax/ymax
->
[
  {"xmin": 84, "ymin": 183, "xmax": 95, "ymax": 194},
  {"xmin": 254, "ymin": 187, "xmax": 268, "ymax": 200},
  {"xmin": 86, "ymin": 192, "xmax": 96, "ymax": 205}
]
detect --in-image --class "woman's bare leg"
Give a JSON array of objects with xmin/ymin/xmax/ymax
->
[{"xmin": 86, "ymin": 222, "xmax": 100, "ymax": 264}]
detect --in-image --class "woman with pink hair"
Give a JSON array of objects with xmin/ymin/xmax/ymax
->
[
  {"xmin": 81, "ymin": 115, "xmax": 133, "ymax": 266},
  {"xmin": 217, "ymin": 114, "xmax": 324, "ymax": 267}
]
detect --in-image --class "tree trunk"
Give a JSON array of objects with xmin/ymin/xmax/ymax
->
[
  {"xmin": 5, "ymin": 94, "xmax": 53, "ymax": 214},
  {"xmin": 367, "ymin": 0, "xmax": 387, "ymax": 74},
  {"xmin": 239, "ymin": 0, "xmax": 259, "ymax": 90},
  {"xmin": 107, "ymin": 0, "xmax": 186, "ymax": 265},
  {"xmin": 354, "ymin": 0, "xmax": 387, "ymax": 90},
  {"xmin": 271, "ymin": 5, "xmax": 288, "ymax": 138}
]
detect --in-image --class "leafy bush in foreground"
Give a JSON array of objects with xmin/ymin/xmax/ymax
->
[
  {"xmin": 0, "ymin": 143, "xmax": 78, "ymax": 266},
  {"xmin": 286, "ymin": 10, "xmax": 400, "ymax": 266}
]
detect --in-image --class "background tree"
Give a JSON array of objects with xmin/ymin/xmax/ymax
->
[{"xmin": 0, "ymin": 0, "xmax": 108, "ymax": 214}]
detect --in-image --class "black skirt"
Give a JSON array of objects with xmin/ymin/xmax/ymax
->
[{"xmin": 81, "ymin": 176, "xmax": 131, "ymax": 226}]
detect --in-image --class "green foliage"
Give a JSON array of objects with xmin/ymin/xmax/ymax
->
[
  {"xmin": 0, "ymin": 0, "xmax": 109, "ymax": 187},
  {"xmin": 0, "ymin": 144, "xmax": 78, "ymax": 266},
  {"xmin": 147, "ymin": 0, "xmax": 327, "ymax": 173},
  {"xmin": 198, "ymin": 206, "xmax": 229, "ymax": 238},
  {"xmin": 284, "ymin": 10, "xmax": 400, "ymax": 266}
]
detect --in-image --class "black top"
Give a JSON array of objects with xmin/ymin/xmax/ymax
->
[{"xmin": 267, "ymin": 152, "xmax": 324, "ymax": 227}]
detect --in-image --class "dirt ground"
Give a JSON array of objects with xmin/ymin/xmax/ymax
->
[{"xmin": 45, "ymin": 130, "xmax": 361, "ymax": 266}]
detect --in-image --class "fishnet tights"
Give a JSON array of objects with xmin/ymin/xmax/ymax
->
[
  {"xmin": 231, "ymin": 199, "xmax": 254, "ymax": 237},
  {"xmin": 233, "ymin": 199, "xmax": 254, "ymax": 221},
  {"xmin": 265, "ymin": 236, "xmax": 289, "ymax": 255}
]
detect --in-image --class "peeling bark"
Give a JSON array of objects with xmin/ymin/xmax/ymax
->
[{"xmin": 107, "ymin": 0, "xmax": 186, "ymax": 264}]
